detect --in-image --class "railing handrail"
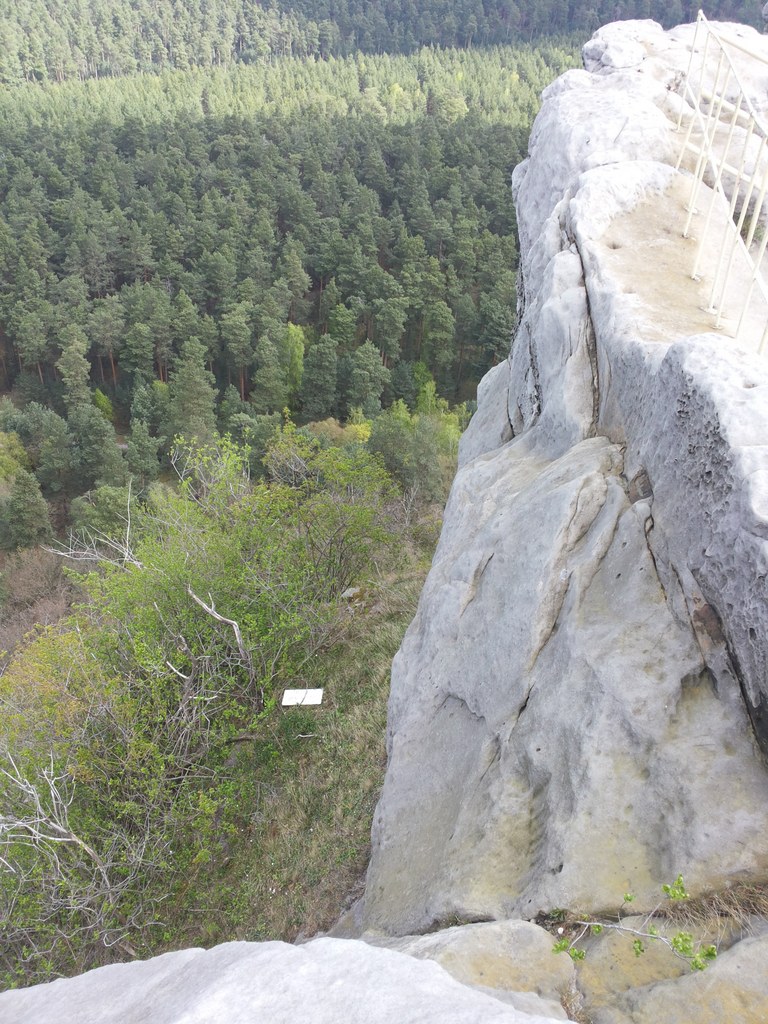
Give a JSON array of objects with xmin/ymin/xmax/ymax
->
[{"xmin": 675, "ymin": 10, "xmax": 768, "ymax": 355}]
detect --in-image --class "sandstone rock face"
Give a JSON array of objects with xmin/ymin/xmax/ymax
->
[
  {"xmin": 596, "ymin": 933, "xmax": 768, "ymax": 1024},
  {"xmin": 0, "ymin": 938, "xmax": 565, "ymax": 1024},
  {"xmin": 573, "ymin": 912, "xmax": 744, "ymax": 1014},
  {"xmin": 360, "ymin": 18, "xmax": 768, "ymax": 937},
  {"xmin": 380, "ymin": 918, "xmax": 575, "ymax": 1020}
]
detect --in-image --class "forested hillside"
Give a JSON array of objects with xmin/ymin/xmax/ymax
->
[
  {"xmin": 0, "ymin": 0, "xmax": 761, "ymax": 83},
  {"xmin": 0, "ymin": 42, "xmax": 578, "ymax": 541}
]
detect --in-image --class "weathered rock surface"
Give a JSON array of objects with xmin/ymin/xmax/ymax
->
[
  {"xmin": 359, "ymin": 17, "xmax": 768, "ymax": 940},
  {"xmin": 0, "ymin": 938, "xmax": 565, "ymax": 1024},
  {"xmin": 593, "ymin": 933, "xmax": 768, "ymax": 1024},
  {"xmin": 378, "ymin": 918, "xmax": 575, "ymax": 1019}
]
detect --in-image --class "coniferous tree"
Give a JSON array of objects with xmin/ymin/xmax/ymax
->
[
  {"xmin": 0, "ymin": 469, "xmax": 52, "ymax": 549},
  {"xmin": 250, "ymin": 336, "xmax": 289, "ymax": 415},
  {"xmin": 56, "ymin": 324, "xmax": 92, "ymax": 414},
  {"xmin": 167, "ymin": 337, "xmax": 218, "ymax": 442},
  {"xmin": 0, "ymin": 35, "xmax": 583, "ymax": 525},
  {"xmin": 220, "ymin": 301, "xmax": 255, "ymax": 401},
  {"xmin": 301, "ymin": 336, "xmax": 338, "ymax": 420},
  {"xmin": 347, "ymin": 340, "xmax": 391, "ymax": 417},
  {"xmin": 279, "ymin": 323, "xmax": 305, "ymax": 407},
  {"xmin": 126, "ymin": 419, "xmax": 163, "ymax": 489},
  {"xmin": 89, "ymin": 296, "xmax": 125, "ymax": 387},
  {"xmin": 69, "ymin": 404, "xmax": 126, "ymax": 492}
]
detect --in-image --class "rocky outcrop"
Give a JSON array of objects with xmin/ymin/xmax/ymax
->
[
  {"xmin": 593, "ymin": 932, "xmax": 768, "ymax": 1024},
  {"xmin": 359, "ymin": 18, "xmax": 768, "ymax": 938},
  {"xmin": 380, "ymin": 918, "xmax": 576, "ymax": 1019},
  {"xmin": 0, "ymin": 938, "xmax": 566, "ymax": 1024}
]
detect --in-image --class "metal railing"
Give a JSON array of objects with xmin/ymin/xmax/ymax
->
[{"xmin": 675, "ymin": 10, "xmax": 768, "ymax": 354}]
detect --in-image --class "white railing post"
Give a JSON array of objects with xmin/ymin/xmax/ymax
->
[{"xmin": 676, "ymin": 10, "xmax": 768, "ymax": 355}]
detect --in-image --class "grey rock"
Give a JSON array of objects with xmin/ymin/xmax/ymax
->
[
  {"xmin": 606, "ymin": 933, "xmax": 768, "ymax": 1024},
  {"xmin": 360, "ymin": 20, "xmax": 768, "ymax": 937},
  {"xmin": 9, "ymin": 19, "xmax": 768, "ymax": 1024},
  {"xmin": 0, "ymin": 938, "xmax": 566, "ymax": 1024},
  {"xmin": 378, "ymin": 918, "xmax": 574, "ymax": 1019},
  {"xmin": 574, "ymin": 913, "xmax": 740, "ymax": 1014}
]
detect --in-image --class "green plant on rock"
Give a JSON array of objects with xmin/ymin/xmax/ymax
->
[{"xmin": 551, "ymin": 876, "xmax": 718, "ymax": 972}]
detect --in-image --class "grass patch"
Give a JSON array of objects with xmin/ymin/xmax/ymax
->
[{"xmin": 661, "ymin": 881, "xmax": 768, "ymax": 940}]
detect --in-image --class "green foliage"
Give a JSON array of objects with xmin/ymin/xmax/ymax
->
[
  {"xmin": 56, "ymin": 324, "xmax": 91, "ymax": 413},
  {"xmin": 0, "ymin": 38, "xmax": 580, "ymax": 539},
  {"xmin": 0, "ymin": 469, "xmax": 52, "ymax": 549},
  {"xmin": 250, "ymin": 337, "xmax": 289, "ymax": 415},
  {"xmin": 92, "ymin": 388, "xmax": 115, "ymax": 424},
  {"xmin": 126, "ymin": 419, "xmax": 163, "ymax": 489},
  {"xmin": 262, "ymin": 425, "xmax": 397, "ymax": 594},
  {"xmin": 301, "ymin": 337, "xmax": 338, "ymax": 420},
  {"xmin": 69, "ymin": 485, "xmax": 135, "ymax": 538},
  {"xmin": 0, "ymin": 431, "xmax": 30, "ymax": 481},
  {"xmin": 167, "ymin": 338, "xmax": 219, "ymax": 443},
  {"xmin": 0, "ymin": 1, "xmax": 757, "ymax": 86},
  {"xmin": 368, "ymin": 393, "xmax": 465, "ymax": 504},
  {"xmin": 551, "ymin": 877, "xmax": 719, "ymax": 974},
  {"xmin": 663, "ymin": 874, "xmax": 690, "ymax": 901},
  {"xmin": 346, "ymin": 341, "xmax": 391, "ymax": 418},
  {"xmin": 691, "ymin": 946, "xmax": 718, "ymax": 972},
  {"xmin": 280, "ymin": 323, "xmax": 305, "ymax": 405},
  {"xmin": 0, "ymin": 41, "xmax": 575, "ymax": 450},
  {"xmin": 0, "ymin": 433, "xmax": 405, "ymax": 983}
]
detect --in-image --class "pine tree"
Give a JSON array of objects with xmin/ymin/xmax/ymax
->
[
  {"xmin": 69, "ymin": 404, "xmax": 126, "ymax": 492},
  {"xmin": 167, "ymin": 337, "xmax": 218, "ymax": 442},
  {"xmin": 220, "ymin": 301, "xmax": 255, "ymax": 401},
  {"xmin": 347, "ymin": 340, "xmax": 391, "ymax": 417},
  {"xmin": 0, "ymin": 469, "xmax": 52, "ymax": 550},
  {"xmin": 56, "ymin": 324, "xmax": 92, "ymax": 414},
  {"xmin": 301, "ymin": 336, "xmax": 338, "ymax": 420},
  {"xmin": 126, "ymin": 419, "xmax": 162, "ymax": 489},
  {"xmin": 250, "ymin": 336, "xmax": 289, "ymax": 416},
  {"xmin": 89, "ymin": 296, "xmax": 125, "ymax": 387},
  {"xmin": 279, "ymin": 323, "xmax": 305, "ymax": 407}
]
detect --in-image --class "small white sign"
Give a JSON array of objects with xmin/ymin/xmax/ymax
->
[{"xmin": 281, "ymin": 688, "xmax": 324, "ymax": 706}]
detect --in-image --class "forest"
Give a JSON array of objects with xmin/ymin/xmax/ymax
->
[
  {"xmin": 0, "ymin": 41, "xmax": 580, "ymax": 542},
  {"xmin": 0, "ymin": 0, "xmax": 761, "ymax": 992},
  {"xmin": 0, "ymin": 0, "xmax": 761, "ymax": 83}
]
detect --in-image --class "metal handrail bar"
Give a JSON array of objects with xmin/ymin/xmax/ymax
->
[
  {"xmin": 698, "ymin": 22, "xmax": 768, "ymax": 65},
  {"xmin": 708, "ymin": 121, "xmax": 757, "ymax": 316},
  {"xmin": 677, "ymin": 14, "xmax": 768, "ymax": 139},
  {"xmin": 680, "ymin": 146, "xmax": 749, "ymax": 181},
  {"xmin": 675, "ymin": 10, "xmax": 768, "ymax": 354},
  {"xmin": 689, "ymin": 56, "xmax": 734, "ymax": 283}
]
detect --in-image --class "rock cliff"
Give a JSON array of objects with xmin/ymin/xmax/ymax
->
[
  {"xmin": 4, "ymin": 18, "xmax": 768, "ymax": 1024},
  {"xmin": 359, "ymin": 17, "xmax": 768, "ymax": 935}
]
